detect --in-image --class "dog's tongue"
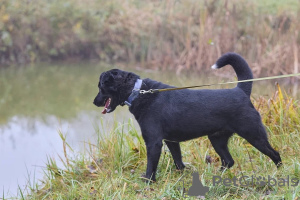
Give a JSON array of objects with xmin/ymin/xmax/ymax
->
[
  {"xmin": 102, "ymin": 108, "xmax": 107, "ymax": 114},
  {"xmin": 102, "ymin": 98, "xmax": 111, "ymax": 114}
]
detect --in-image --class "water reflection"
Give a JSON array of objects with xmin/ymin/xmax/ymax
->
[
  {"xmin": 0, "ymin": 62, "xmax": 298, "ymax": 197},
  {"xmin": 1, "ymin": 115, "xmax": 66, "ymax": 197},
  {"xmin": 0, "ymin": 110, "xmax": 135, "ymax": 197}
]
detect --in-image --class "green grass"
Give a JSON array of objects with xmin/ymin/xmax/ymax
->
[{"xmin": 21, "ymin": 86, "xmax": 300, "ymax": 199}]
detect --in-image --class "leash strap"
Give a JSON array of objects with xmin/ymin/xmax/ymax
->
[{"xmin": 139, "ymin": 73, "xmax": 300, "ymax": 94}]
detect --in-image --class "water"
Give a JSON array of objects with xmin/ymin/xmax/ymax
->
[{"xmin": 0, "ymin": 62, "xmax": 298, "ymax": 197}]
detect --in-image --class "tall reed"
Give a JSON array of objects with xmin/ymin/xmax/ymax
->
[{"xmin": 1, "ymin": 0, "xmax": 299, "ymax": 77}]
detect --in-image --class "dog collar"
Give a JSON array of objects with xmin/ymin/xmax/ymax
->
[{"xmin": 124, "ymin": 79, "xmax": 143, "ymax": 107}]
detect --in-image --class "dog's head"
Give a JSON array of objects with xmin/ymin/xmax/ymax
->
[{"xmin": 93, "ymin": 69, "xmax": 140, "ymax": 114}]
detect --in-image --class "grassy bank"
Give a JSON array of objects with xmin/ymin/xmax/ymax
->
[
  {"xmin": 18, "ymin": 85, "xmax": 300, "ymax": 199},
  {"xmin": 1, "ymin": 0, "xmax": 300, "ymax": 77}
]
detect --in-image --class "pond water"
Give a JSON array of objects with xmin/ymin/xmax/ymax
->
[{"xmin": 0, "ymin": 62, "xmax": 298, "ymax": 197}]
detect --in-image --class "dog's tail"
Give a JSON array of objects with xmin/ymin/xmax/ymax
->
[{"xmin": 211, "ymin": 52, "xmax": 253, "ymax": 96}]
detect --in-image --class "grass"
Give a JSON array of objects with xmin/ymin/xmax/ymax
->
[{"xmin": 17, "ymin": 85, "xmax": 300, "ymax": 199}]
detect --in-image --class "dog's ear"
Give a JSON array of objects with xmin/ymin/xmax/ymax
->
[{"xmin": 124, "ymin": 72, "xmax": 139, "ymax": 84}]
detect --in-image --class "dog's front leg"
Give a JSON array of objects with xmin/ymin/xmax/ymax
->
[{"xmin": 143, "ymin": 140, "xmax": 163, "ymax": 182}]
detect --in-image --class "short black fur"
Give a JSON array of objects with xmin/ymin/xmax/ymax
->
[{"xmin": 93, "ymin": 53, "xmax": 282, "ymax": 182}]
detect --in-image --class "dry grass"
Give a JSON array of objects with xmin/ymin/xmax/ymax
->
[{"xmin": 0, "ymin": 0, "xmax": 299, "ymax": 77}]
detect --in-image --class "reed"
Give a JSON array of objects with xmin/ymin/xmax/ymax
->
[{"xmin": 0, "ymin": 0, "xmax": 299, "ymax": 77}]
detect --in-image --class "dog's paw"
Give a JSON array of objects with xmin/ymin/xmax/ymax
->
[
  {"xmin": 140, "ymin": 174, "xmax": 156, "ymax": 183},
  {"xmin": 175, "ymin": 163, "xmax": 185, "ymax": 171},
  {"xmin": 219, "ymin": 166, "xmax": 229, "ymax": 172},
  {"xmin": 276, "ymin": 162, "xmax": 283, "ymax": 168}
]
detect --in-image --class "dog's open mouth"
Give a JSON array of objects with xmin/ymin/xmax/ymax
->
[{"xmin": 102, "ymin": 98, "xmax": 112, "ymax": 114}]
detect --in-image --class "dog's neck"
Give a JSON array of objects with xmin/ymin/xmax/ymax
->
[{"xmin": 123, "ymin": 79, "xmax": 143, "ymax": 106}]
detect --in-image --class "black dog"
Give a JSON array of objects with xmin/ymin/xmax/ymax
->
[{"xmin": 94, "ymin": 53, "xmax": 282, "ymax": 182}]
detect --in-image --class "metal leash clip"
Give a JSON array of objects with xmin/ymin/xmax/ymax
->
[{"xmin": 139, "ymin": 89, "xmax": 159, "ymax": 94}]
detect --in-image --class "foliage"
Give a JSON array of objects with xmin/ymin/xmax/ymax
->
[{"xmin": 0, "ymin": 0, "xmax": 299, "ymax": 77}]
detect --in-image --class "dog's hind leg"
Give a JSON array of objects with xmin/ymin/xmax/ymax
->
[
  {"xmin": 237, "ymin": 122, "xmax": 282, "ymax": 168},
  {"xmin": 164, "ymin": 141, "xmax": 185, "ymax": 170},
  {"xmin": 208, "ymin": 132, "xmax": 234, "ymax": 170}
]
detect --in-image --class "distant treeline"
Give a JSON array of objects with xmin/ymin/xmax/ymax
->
[{"xmin": 0, "ymin": 0, "xmax": 299, "ymax": 76}]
